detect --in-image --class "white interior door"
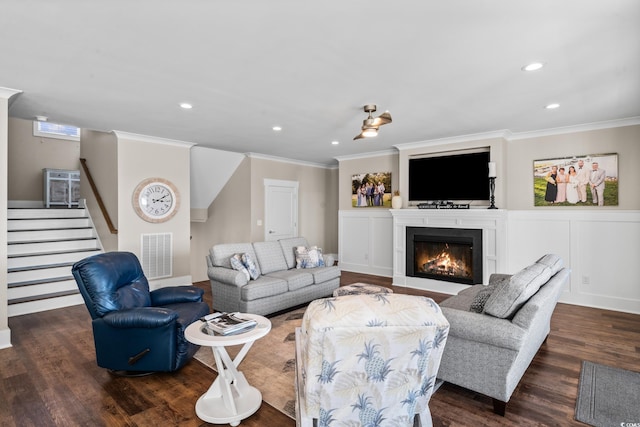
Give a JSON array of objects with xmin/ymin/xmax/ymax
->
[{"xmin": 264, "ymin": 179, "xmax": 298, "ymax": 241}]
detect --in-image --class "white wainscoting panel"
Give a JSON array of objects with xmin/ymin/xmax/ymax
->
[
  {"xmin": 339, "ymin": 210, "xmax": 393, "ymax": 277},
  {"xmin": 507, "ymin": 210, "xmax": 640, "ymax": 314},
  {"xmin": 339, "ymin": 208, "xmax": 640, "ymax": 314}
]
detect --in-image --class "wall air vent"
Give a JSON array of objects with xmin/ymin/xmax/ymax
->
[{"xmin": 141, "ymin": 233, "xmax": 172, "ymax": 279}]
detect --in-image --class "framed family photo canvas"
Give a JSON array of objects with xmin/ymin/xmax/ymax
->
[
  {"xmin": 352, "ymin": 171, "xmax": 391, "ymax": 207},
  {"xmin": 533, "ymin": 153, "xmax": 618, "ymax": 206}
]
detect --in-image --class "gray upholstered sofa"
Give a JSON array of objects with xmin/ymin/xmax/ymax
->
[
  {"xmin": 436, "ymin": 254, "xmax": 570, "ymax": 415},
  {"xmin": 206, "ymin": 237, "xmax": 340, "ymax": 316}
]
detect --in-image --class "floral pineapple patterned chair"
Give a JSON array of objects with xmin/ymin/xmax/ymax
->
[{"xmin": 295, "ymin": 293, "xmax": 450, "ymax": 427}]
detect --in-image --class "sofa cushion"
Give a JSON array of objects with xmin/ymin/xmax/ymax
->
[
  {"xmin": 253, "ymin": 241, "xmax": 289, "ymax": 274},
  {"xmin": 536, "ymin": 253, "xmax": 563, "ymax": 275},
  {"xmin": 211, "ymin": 243, "xmax": 258, "ymax": 272},
  {"xmin": 278, "ymin": 237, "xmax": 309, "ymax": 269},
  {"xmin": 241, "ymin": 276, "xmax": 288, "ymax": 301},
  {"xmin": 295, "ymin": 246, "xmax": 325, "ymax": 268},
  {"xmin": 265, "ymin": 269, "xmax": 314, "ymax": 291},
  {"xmin": 229, "ymin": 253, "xmax": 250, "ymax": 281},
  {"xmin": 305, "ymin": 265, "xmax": 341, "ymax": 284},
  {"xmin": 484, "ymin": 262, "xmax": 553, "ymax": 319}
]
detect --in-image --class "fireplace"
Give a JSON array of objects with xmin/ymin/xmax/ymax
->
[{"xmin": 406, "ymin": 226, "xmax": 483, "ymax": 285}]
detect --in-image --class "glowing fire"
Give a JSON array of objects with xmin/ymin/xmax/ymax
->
[{"xmin": 419, "ymin": 244, "xmax": 470, "ymax": 277}]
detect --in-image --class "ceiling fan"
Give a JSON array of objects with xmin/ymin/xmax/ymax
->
[{"xmin": 353, "ymin": 104, "xmax": 392, "ymax": 140}]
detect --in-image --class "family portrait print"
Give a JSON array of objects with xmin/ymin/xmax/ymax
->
[
  {"xmin": 352, "ymin": 171, "xmax": 392, "ymax": 207},
  {"xmin": 533, "ymin": 153, "xmax": 618, "ymax": 206}
]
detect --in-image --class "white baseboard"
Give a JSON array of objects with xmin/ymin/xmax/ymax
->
[{"xmin": 0, "ymin": 327, "xmax": 12, "ymax": 350}]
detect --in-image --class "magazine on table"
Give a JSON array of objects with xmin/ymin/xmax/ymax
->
[{"xmin": 202, "ymin": 312, "xmax": 257, "ymax": 335}]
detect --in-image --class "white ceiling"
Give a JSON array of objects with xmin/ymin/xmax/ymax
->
[{"xmin": 2, "ymin": 0, "xmax": 639, "ymax": 167}]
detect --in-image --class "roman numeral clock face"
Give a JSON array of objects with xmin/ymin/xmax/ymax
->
[{"xmin": 133, "ymin": 178, "xmax": 180, "ymax": 223}]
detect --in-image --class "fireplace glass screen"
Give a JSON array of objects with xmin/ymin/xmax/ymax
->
[
  {"xmin": 406, "ymin": 226, "xmax": 483, "ymax": 285},
  {"xmin": 414, "ymin": 241, "xmax": 473, "ymax": 280}
]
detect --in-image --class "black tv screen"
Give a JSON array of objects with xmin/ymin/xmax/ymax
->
[{"xmin": 408, "ymin": 151, "xmax": 491, "ymax": 202}]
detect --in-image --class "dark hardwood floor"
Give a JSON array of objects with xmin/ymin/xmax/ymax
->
[{"xmin": 1, "ymin": 271, "xmax": 639, "ymax": 426}]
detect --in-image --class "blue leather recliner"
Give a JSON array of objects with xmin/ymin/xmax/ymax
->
[{"xmin": 72, "ymin": 251, "xmax": 210, "ymax": 373}]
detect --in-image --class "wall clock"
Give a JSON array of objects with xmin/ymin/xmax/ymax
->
[{"xmin": 132, "ymin": 178, "xmax": 180, "ymax": 223}]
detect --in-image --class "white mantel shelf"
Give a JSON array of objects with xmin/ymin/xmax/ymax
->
[{"xmin": 390, "ymin": 208, "xmax": 508, "ymax": 295}]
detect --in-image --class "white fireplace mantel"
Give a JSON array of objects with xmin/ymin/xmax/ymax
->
[{"xmin": 390, "ymin": 208, "xmax": 508, "ymax": 295}]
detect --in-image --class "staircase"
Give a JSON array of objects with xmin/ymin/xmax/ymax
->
[{"xmin": 7, "ymin": 206, "xmax": 102, "ymax": 317}]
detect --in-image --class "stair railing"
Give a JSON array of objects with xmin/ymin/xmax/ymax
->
[{"xmin": 80, "ymin": 158, "xmax": 118, "ymax": 234}]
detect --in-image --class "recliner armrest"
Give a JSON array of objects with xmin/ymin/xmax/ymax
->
[
  {"xmin": 102, "ymin": 307, "xmax": 178, "ymax": 328},
  {"xmin": 150, "ymin": 286, "xmax": 204, "ymax": 305},
  {"xmin": 441, "ymin": 307, "xmax": 526, "ymax": 351},
  {"xmin": 207, "ymin": 266, "xmax": 248, "ymax": 286}
]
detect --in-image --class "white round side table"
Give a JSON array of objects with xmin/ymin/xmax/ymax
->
[{"xmin": 185, "ymin": 313, "xmax": 271, "ymax": 426}]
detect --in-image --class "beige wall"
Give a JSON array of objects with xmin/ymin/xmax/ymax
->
[
  {"xmin": 116, "ymin": 135, "xmax": 192, "ymax": 279},
  {"xmin": 8, "ymin": 118, "xmax": 81, "ymax": 202},
  {"xmin": 248, "ymin": 157, "xmax": 337, "ymax": 247},
  {"xmin": 506, "ymin": 124, "xmax": 640, "ymax": 210},
  {"xmin": 190, "ymin": 156, "xmax": 339, "ymax": 283},
  {"xmin": 80, "ymin": 130, "xmax": 118, "ymax": 251},
  {"xmin": 338, "ymin": 124, "xmax": 640, "ymax": 211},
  {"xmin": 338, "ymin": 151, "xmax": 399, "ymax": 210}
]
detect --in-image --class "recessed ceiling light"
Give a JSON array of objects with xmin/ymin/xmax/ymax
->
[
  {"xmin": 545, "ymin": 103, "xmax": 560, "ymax": 109},
  {"xmin": 522, "ymin": 62, "xmax": 544, "ymax": 72},
  {"xmin": 179, "ymin": 103, "xmax": 193, "ymax": 109},
  {"xmin": 272, "ymin": 126, "xmax": 282, "ymax": 131},
  {"xmin": 331, "ymin": 140, "xmax": 339, "ymax": 145}
]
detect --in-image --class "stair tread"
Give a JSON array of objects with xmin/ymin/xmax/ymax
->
[
  {"xmin": 8, "ymin": 262, "xmax": 76, "ymax": 273},
  {"xmin": 8, "ymin": 248, "xmax": 101, "ymax": 258},
  {"xmin": 9, "ymin": 237, "xmax": 98, "ymax": 245},
  {"xmin": 9, "ymin": 276, "xmax": 75, "ymax": 288},
  {"xmin": 8, "ymin": 227, "xmax": 93, "ymax": 231},
  {"xmin": 8, "ymin": 289, "xmax": 81, "ymax": 305}
]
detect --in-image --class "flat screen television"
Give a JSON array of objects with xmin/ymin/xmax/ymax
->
[{"xmin": 408, "ymin": 151, "xmax": 491, "ymax": 202}]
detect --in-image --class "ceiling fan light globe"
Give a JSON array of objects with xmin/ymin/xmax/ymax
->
[{"xmin": 362, "ymin": 128, "xmax": 378, "ymax": 137}]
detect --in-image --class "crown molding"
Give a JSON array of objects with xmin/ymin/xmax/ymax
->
[
  {"xmin": 334, "ymin": 148, "xmax": 399, "ymax": 162},
  {"xmin": 393, "ymin": 130, "xmax": 510, "ymax": 152},
  {"xmin": 507, "ymin": 116, "xmax": 640, "ymax": 141},
  {"xmin": 0, "ymin": 87, "xmax": 22, "ymax": 104},
  {"xmin": 112, "ymin": 130, "xmax": 196, "ymax": 148},
  {"xmin": 246, "ymin": 152, "xmax": 337, "ymax": 169}
]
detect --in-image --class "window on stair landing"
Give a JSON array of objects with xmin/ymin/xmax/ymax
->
[{"xmin": 33, "ymin": 120, "xmax": 80, "ymax": 141}]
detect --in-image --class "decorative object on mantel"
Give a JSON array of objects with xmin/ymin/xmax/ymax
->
[
  {"xmin": 533, "ymin": 153, "xmax": 618, "ymax": 207},
  {"xmin": 391, "ymin": 190, "xmax": 402, "ymax": 209},
  {"xmin": 488, "ymin": 161, "xmax": 498, "ymax": 209},
  {"xmin": 418, "ymin": 201, "xmax": 469, "ymax": 210}
]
